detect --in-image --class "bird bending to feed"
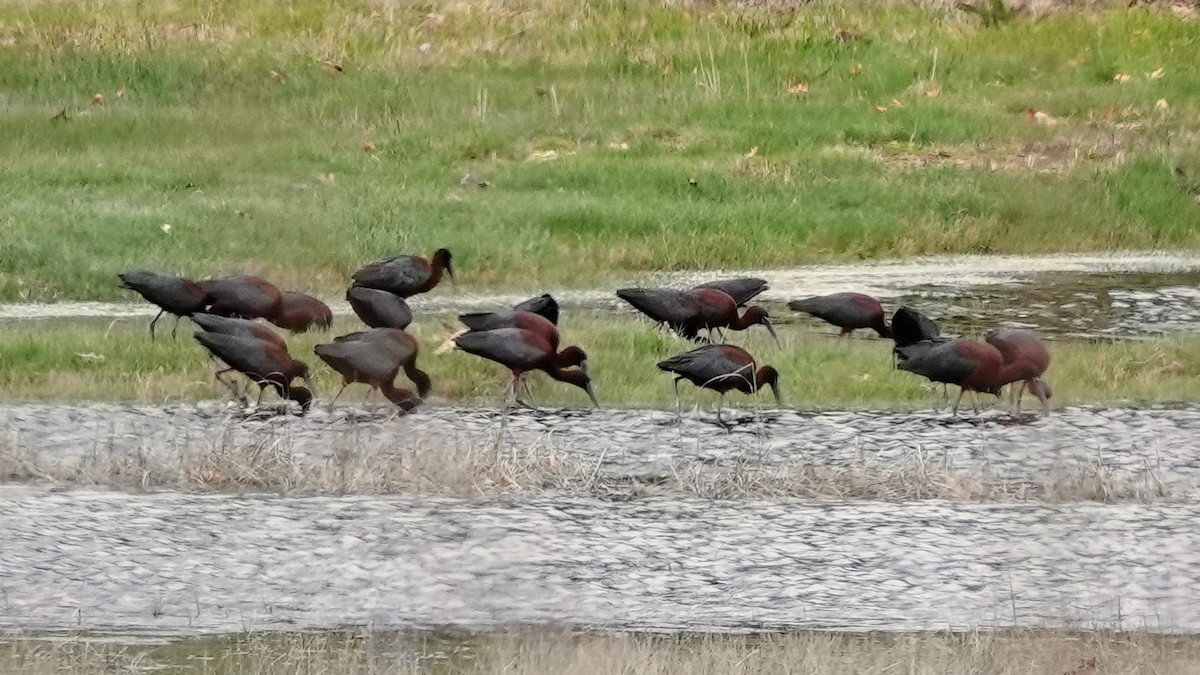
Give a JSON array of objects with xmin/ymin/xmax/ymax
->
[
  {"xmin": 657, "ymin": 344, "xmax": 780, "ymax": 424},
  {"xmin": 985, "ymin": 328, "xmax": 1052, "ymax": 415},
  {"xmin": 897, "ymin": 335, "xmax": 1050, "ymax": 416},
  {"xmin": 693, "ymin": 277, "xmax": 768, "ymax": 306},
  {"xmin": 198, "ymin": 275, "xmax": 284, "ymax": 320},
  {"xmin": 315, "ymin": 328, "xmax": 428, "ymax": 411},
  {"xmin": 118, "ymin": 271, "xmax": 209, "ymax": 339},
  {"xmin": 346, "ymin": 287, "xmax": 414, "ymax": 330},
  {"xmin": 193, "ymin": 332, "xmax": 316, "ymax": 412},
  {"xmin": 453, "ymin": 327, "xmax": 598, "ymax": 408},
  {"xmin": 616, "ymin": 287, "xmax": 778, "ymax": 344},
  {"xmin": 351, "ymin": 248, "xmax": 454, "ymax": 297},
  {"xmin": 268, "ymin": 292, "xmax": 333, "ymax": 333},
  {"xmin": 789, "ymin": 292, "xmax": 892, "ymax": 339}
]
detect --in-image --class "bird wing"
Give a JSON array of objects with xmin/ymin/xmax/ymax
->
[
  {"xmin": 512, "ymin": 294, "xmax": 559, "ymax": 325},
  {"xmin": 616, "ymin": 288, "xmax": 699, "ymax": 324},
  {"xmin": 118, "ymin": 271, "xmax": 207, "ymax": 314},
  {"xmin": 459, "ymin": 312, "xmax": 512, "ymax": 332},
  {"xmin": 453, "ymin": 328, "xmax": 550, "ymax": 368},
  {"xmin": 891, "ymin": 306, "xmax": 941, "ymax": 348},
  {"xmin": 346, "ymin": 287, "xmax": 413, "ymax": 329},
  {"xmin": 657, "ymin": 344, "xmax": 752, "ymax": 383},
  {"xmin": 897, "ymin": 340, "xmax": 977, "ymax": 384},
  {"xmin": 315, "ymin": 340, "xmax": 400, "ymax": 383},
  {"xmin": 195, "ymin": 332, "xmax": 286, "ymax": 381},
  {"xmin": 694, "ymin": 278, "xmax": 768, "ymax": 306},
  {"xmin": 351, "ymin": 255, "xmax": 430, "ymax": 295}
]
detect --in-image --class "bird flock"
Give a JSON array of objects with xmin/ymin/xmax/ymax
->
[{"xmin": 119, "ymin": 248, "xmax": 1052, "ymax": 420}]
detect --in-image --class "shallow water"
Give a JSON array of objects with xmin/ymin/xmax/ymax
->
[
  {"xmin": 3, "ymin": 402, "xmax": 1198, "ymax": 496},
  {"xmin": 4, "ymin": 252, "xmax": 1199, "ymax": 339},
  {"xmin": 3, "ymin": 486, "xmax": 1200, "ymax": 636}
]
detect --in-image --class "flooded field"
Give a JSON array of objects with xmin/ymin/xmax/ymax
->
[
  {"xmin": 3, "ymin": 486, "xmax": 1200, "ymax": 636},
  {"xmin": 4, "ymin": 252, "xmax": 1200, "ymax": 339}
]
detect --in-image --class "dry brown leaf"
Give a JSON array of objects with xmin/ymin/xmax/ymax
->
[
  {"xmin": 663, "ymin": 56, "xmax": 674, "ymax": 76},
  {"xmin": 116, "ymin": 87, "xmax": 126, "ymax": 99},
  {"xmin": 91, "ymin": 93, "xmax": 103, "ymax": 106},
  {"xmin": 270, "ymin": 70, "xmax": 285, "ymax": 83},
  {"xmin": 1113, "ymin": 72, "xmax": 1131, "ymax": 84},
  {"xmin": 361, "ymin": 140, "xmax": 377, "ymax": 153},
  {"xmin": 51, "ymin": 109, "xmax": 68, "ymax": 122},
  {"xmin": 925, "ymin": 83, "xmax": 940, "ymax": 97},
  {"xmin": 787, "ymin": 81, "xmax": 809, "ymax": 95},
  {"xmin": 1149, "ymin": 67, "xmax": 1165, "ymax": 79},
  {"xmin": 1156, "ymin": 98, "xmax": 1170, "ymax": 111},
  {"xmin": 849, "ymin": 64, "xmax": 863, "ymax": 76},
  {"xmin": 891, "ymin": 98, "xmax": 904, "ymax": 108},
  {"xmin": 745, "ymin": 146, "xmax": 759, "ymax": 159},
  {"xmin": 874, "ymin": 105, "xmax": 888, "ymax": 113}
]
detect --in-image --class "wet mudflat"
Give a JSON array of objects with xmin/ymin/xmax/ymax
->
[
  {"xmin": 4, "ymin": 252, "xmax": 1199, "ymax": 339},
  {"xmin": 3, "ymin": 402, "xmax": 1197, "ymax": 497},
  {"xmin": 2, "ymin": 486, "xmax": 1200, "ymax": 636}
]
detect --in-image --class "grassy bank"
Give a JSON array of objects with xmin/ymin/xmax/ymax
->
[
  {"xmin": 2, "ymin": 313, "xmax": 1199, "ymax": 408},
  {"xmin": 2, "ymin": 1, "xmax": 1200, "ymax": 301},
  {"xmin": 4, "ymin": 628, "xmax": 1200, "ymax": 674}
]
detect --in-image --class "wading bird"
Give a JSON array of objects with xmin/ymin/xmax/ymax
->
[
  {"xmin": 269, "ymin": 292, "xmax": 333, "ymax": 333},
  {"xmin": 657, "ymin": 344, "xmax": 780, "ymax": 424},
  {"xmin": 193, "ymin": 332, "xmax": 316, "ymax": 412},
  {"xmin": 616, "ymin": 287, "xmax": 778, "ymax": 343},
  {"xmin": 789, "ymin": 292, "xmax": 892, "ymax": 339},
  {"xmin": 460, "ymin": 294, "xmax": 561, "ymax": 331},
  {"xmin": 118, "ymin": 271, "xmax": 210, "ymax": 339},
  {"xmin": 459, "ymin": 309, "xmax": 559, "ymax": 345},
  {"xmin": 693, "ymin": 277, "xmax": 769, "ymax": 306},
  {"xmin": 315, "ymin": 329, "xmax": 428, "ymax": 411},
  {"xmin": 897, "ymin": 337, "xmax": 1047, "ymax": 416},
  {"xmin": 199, "ymin": 275, "xmax": 283, "ymax": 320},
  {"xmin": 346, "ymin": 287, "xmax": 413, "ymax": 330},
  {"xmin": 985, "ymin": 328, "xmax": 1052, "ymax": 415},
  {"xmin": 351, "ymin": 248, "xmax": 454, "ymax": 297},
  {"xmin": 453, "ymin": 328, "xmax": 598, "ymax": 408}
]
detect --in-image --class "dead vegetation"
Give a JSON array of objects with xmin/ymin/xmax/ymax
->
[
  {"xmin": 4, "ymin": 627, "xmax": 1200, "ymax": 674},
  {"xmin": 0, "ymin": 435, "xmax": 1170, "ymax": 503}
]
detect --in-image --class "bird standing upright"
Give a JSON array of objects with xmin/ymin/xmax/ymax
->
[{"xmin": 351, "ymin": 248, "xmax": 454, "ymax": 297}]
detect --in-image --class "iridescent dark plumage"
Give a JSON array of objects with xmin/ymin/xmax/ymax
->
[
  {"xmin": 789, "ymin": 292, "xmax": 892, "ymax": 338},
  {"xmin": 454, "ymin": 327, "xmax": 597, "ymax": 407},
  {"xmin": 198, "ymin": 275, "xmax": 283, "ymax": 320},
  {"xmin": 193, "ymin": 331, "xmax": 315, "ymax": 412},
  {"xmin": 616, "ymin": 287, "xmax": 777, "ymax": 343},
  {"xmin": 315, "ymin": 328, "xmax": 427, "ymax": 410},
  {"xmin": 657, "ymin": 344, "xmax": 780, "ymax": 423},
  {"xmin": 118, "ymin": 270, "xmax": 209, "ymax": 339},
  {"xmin": 351, "ymin": 248, "xmax": 454, "ymax": 298},
  {"xmin": 346, "ymin": 287, "xmax": 413, "ymax": 330},
  {"xmin": 693, "ymin": 277, "xmax": 768, "ymax": 306},
  {"xmin": 269, "ymin": 292, "xmax": 332, "ymax": 333}
]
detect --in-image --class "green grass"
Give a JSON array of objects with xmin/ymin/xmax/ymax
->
[
  {"xmin": 2, "ymin": 313, "xmax": 1198, "ymax": 409},
  {"xmin": 2, "ymin": 1, "xmax": 1200, "ymax": 301}
]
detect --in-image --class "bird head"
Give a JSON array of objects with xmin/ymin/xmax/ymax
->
[
  {"xmin": 433, "ymin": 248, "xmax": 455, "ymax": 286},
  {"xmin": 745, "ymin": 307, "xmax": 780, "ymax": 346},
  {"xmin": 756, "ymin": 366, "xmax": 782, "ymax": 405},
  {"xmin": 295, "ymin": 361, "xmax": 319, "ymax": 401},
  {"xmin": 289, "ymin": 386, "xmax": 314, "ymax": 412}
]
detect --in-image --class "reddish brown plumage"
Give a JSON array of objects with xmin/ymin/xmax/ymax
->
[{"xmin": 269, "ymin": 292, "xmax": 333, "ymax": 333}]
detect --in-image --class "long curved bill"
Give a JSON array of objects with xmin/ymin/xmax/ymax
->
[
  {"xmin": 770, "ymin": 381, "xmax": 782, "ymax": 406},
  {"xmin": 585, "ymin": 380, "xmax": 600, "ymax": 409},
  {"xmin": 764, "ymin": 319, "xmax": 780, "ymax": 347}
]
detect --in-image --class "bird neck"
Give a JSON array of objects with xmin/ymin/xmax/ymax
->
[
  {"xmin": 730, "ymin": 309, "xmax": 759, "ymax": 330},
  {"xmin": 548, "ymin": 367, "xmax": 587, "ymax": 388},
  {"xmin": 874, "ymin": 317, "xmax": 894, "ymax": 339},
  {"xmin": 382, "ymin": 385, "xmax": 419, "ymax": 411},
  {"xmin": 403, "ymin": 365, "xmax": 433, "ymax": 398}
]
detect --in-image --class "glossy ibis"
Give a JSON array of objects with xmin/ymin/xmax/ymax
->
[
  {"xmin": 693, "ymin": 277, "xmax": 768, "ymax": 306},
  {"xmin": 789, "ymin": 292, "xmax": 892, "ymax": 339},
  {"xmin": 897, "ymin": 337, "xmax": 1048, "ymax": 416},
  {"xmin": 985, "ymin": 328, "xmax": 1052, "ymax": 414},
  {"xmin": 459, "ymin": 309, "xmax": 559, "ymax": 346},
  {"xmin": 891, "ymin": 305, "xmax": 948, "ymax": 365},
  {"xmin": 453, "ymin": 328, "xmax": 598, "ymax": 407},
  {"xmin": 191, "ymin": 313, "xmax": 287, "ymax": 349},
  {"xmin": 616, "ymin": 287, "xmax": 778, "ymax": 344},
  {"xmin": 346, "ymin": 287, "xmax": 413, "ymax": 330},
  {"xmin": 351, "ymin": 248, "xmax": 454, "ymax": 297},
  {"xmin": 314, "ymin": 329, "xmax": 428, "ymax": 411},
  {"xmin": 193, "ymin": 332, "xmax": 316, "ymax": 412},
  {"xmin": 268, "ymin": 292, "xmax": 333, "ymax": 333},
  {"xmin": 117, "ymin": 271, "xmax": 209, "ymax": 339},
  {"xmin": 198, "ymin": 275, "xmax": 283, "ymax": 320},
  {"xmin": 657, "ymin": 344, "xmax": 780, "ymax": 423}
]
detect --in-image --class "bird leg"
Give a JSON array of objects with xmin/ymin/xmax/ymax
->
[
  {"xmin": 171, "ymin": 314, "xmax": 183, "ymax": 339},
  {"xmin": 328, "ymin": 382, "xmax": 349, "ymax": 411},
  {"xmin": 716, "ymin": 392, "xmax": 728, "ymax": 427},
  {"xmin": 951, "ymin": 388, "xmax": 965, "ymax": 416},
  {"xmin": 1013, "ymin": 381, "xmax": 1028, "ymax": 416},
  {"xmin": 970, "ymin": 389, "xmax": 980, "ymax": 413},
  {"xmin": 148, "ymin": 309, "xmax": 165, "ymax": 341},
  {"xmin": 213, "ymin": 367, "xmax": 246, "ymax": 404},
  {"xmin": 673, "ymin": 377, "xmax": 683, "ymax": 422},
  {"xmin": 515, "ymin": 374, "xmax": 537, "ymax": 409}
]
